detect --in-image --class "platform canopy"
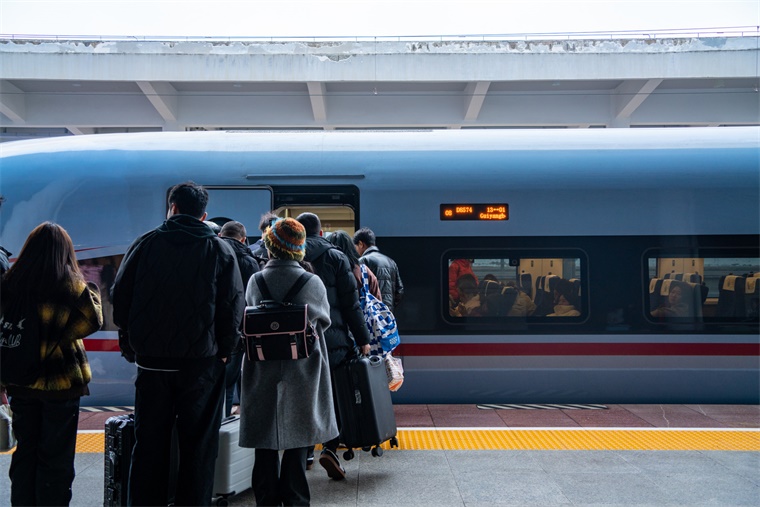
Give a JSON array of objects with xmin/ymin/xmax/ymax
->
[{"xmin": 0, "ymin": 29, "xmax": 758, "ymax": 141}]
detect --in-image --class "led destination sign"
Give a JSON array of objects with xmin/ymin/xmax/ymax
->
[{"xmin": 440, "ymin": 204, "xmax": 509, "ymax": 221}]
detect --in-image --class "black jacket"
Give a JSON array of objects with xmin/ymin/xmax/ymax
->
[
  {"xmin": 221, "ymin": 236, "xmax": 259, "ymax": 289},
  {"xmin": 303, "ymin": 235, "xmax": 370, "ymax": 368},
  {"xmin": 359, "ymin": 246, "xmax": 404, "ymax": 312},
  {"xmin": 112, "ymin": 214, "xmax": 245, "ymax": 369}
]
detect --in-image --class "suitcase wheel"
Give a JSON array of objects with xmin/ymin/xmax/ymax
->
[
  {"xmin": 361, "ymin": 446, "xmax": 371, "ymax": 452},
  {"xmin": 343, "ymin": 449, "xmax": 355, "ymax": 461},
  {"xmin": 215, "ymin": 497, "xmax": 229, "ymax": 507},
  {"xmin": 371, "ymin": 446, "xmax": 383, "ymax": 457},
  {"xmin": 390, "ymin": 436, "xmax": 399, "ymax": 448}
]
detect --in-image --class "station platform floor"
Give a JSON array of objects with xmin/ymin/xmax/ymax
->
[{"xmin": 1, "ymin": 403, "xmax": 759, "ymax": 506}]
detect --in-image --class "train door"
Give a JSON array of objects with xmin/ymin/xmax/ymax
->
[{"xmin": 205, "ymin": 184, "xmax": 360, "ymax": 239}]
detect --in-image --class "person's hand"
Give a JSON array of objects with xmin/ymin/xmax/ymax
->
[{"xmin": 360, "ymin": 344, "xmax": 371, "ymax": 356}]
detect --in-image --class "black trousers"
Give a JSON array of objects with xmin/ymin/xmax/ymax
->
[
  {"xmin": 252, "ymin": 447, "xmax": 310, "ymax": 506},
  {"xmin": 9, "ymin": 395, "xmax": 80, "ymax": 506},
  {"xmin": 128, "ymin": 357, "xmax": 225, "ymax": 506},
  {"xmin": 223, "ymin": 350, "xmax": 243, "ymax": 417}
]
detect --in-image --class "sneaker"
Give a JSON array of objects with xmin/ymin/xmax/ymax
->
[
  {"xmin": 318, "ymin": 449, "xmax": 346, "ymax": 480},
  {"xmin": 306, "ymin": 456, "xmax": 314, "ymax": 470}
]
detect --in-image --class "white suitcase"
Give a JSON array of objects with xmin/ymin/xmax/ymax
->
[{"xmin": 212, "ymin": 415, "xmax": 255, "ymax": 506}]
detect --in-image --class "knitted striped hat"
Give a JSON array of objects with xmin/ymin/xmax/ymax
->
[{"xmin": 264, "ymin": 217, "xmax": 306, "ymax": 261}]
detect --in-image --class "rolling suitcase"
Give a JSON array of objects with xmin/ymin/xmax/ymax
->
[
  {"xmin": 332, "ymin": 355, "xmax": 398, "ymax": 460},
  {"xmin": 212, "ymin": 415, "xmax": 255, "ymax": 506},
  {"xmin": 104, "ymin": 414, "xmax": 135, "ymax": 507},
  {"xmin": 104, "ymin": 414, "xmax": 178, "ymax": 507}
]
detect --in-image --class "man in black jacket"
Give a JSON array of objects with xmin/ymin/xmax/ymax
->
[
  {"xmin": 296, "ymin": 212, "xmax": 371, "ymax": 480},
  {"xmin": 353, "ymin": 227, "xmax": 404, "ymax": 312},
  {"xmin": 219, "ymin": 220, "xmax": 259, "ymax": 416},
  {"xmin": 112, "ymin": 181, "xmax": 245, "ymax": 506}
]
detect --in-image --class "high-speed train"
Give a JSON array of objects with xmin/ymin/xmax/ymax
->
[{"xmin": 1, "ymin": 127, "xmax": 758, "ymax": 406}]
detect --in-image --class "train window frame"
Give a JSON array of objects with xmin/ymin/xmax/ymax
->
[
  {"xmin": 643, "ymin": 247, "xmax": 760, "ymax": 324},
  {"xmin": 442, "ymin": 248, "xmax": 589, "ymax": 326}
]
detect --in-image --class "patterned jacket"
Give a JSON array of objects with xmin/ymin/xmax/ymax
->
[{"xmin": 7, "ymin": 280, "xmax": 103, "ymax": 399}]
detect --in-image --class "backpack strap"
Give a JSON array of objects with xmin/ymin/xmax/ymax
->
[
  {"xmin": 359, "ymin": 264, "xmax": 371, "ymax": 294},
  {"xmin": 253, "ymin": 272, "xmax": 273, "ymax": 301},
  {"xmin": 283, "ymin": 272, "xmax": 312, "ymax": 303},
  {"xmin": 254, "ymin": 271, "xmax": 311, "ymax": 304}
]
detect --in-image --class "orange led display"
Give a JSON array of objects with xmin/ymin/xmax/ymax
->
[{"xmin": 440, "ymin": 204, "xmax": 509, "ymax": 221}]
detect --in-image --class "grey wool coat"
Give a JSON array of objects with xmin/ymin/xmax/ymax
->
[{"xmin": 239, "ymin": 259, "xmax": 339, "ymax": 450}]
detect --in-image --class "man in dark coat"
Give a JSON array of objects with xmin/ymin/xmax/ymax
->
[
  {"xmin": 353, "ymin": 227, "xmax": 404, "ymax": 312},
  {"xmin": 296, "ymin": 212, "xmax": 371, "ymax": 480},
  {"xmin": 112, "ymin": 181, "xmax": 245, "ymax": 506},
  {"xmin": 219, "ymin": 220, "xmax": 260, "ymax": 416}
]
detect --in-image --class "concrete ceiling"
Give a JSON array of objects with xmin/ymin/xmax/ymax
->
[{"xmin": 0, "ymin": 36, "xmax": 758, "ymax": 141}]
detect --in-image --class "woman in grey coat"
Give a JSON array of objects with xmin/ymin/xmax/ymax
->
[{"xmin": 240, "ymin": 217, "xmax": 338, "ymax": 506}]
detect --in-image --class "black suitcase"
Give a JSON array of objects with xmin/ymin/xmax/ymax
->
[
  {"xmin": 104, "ymin": 414, "xmax": 179, "ymax": 507},
  {"xmin": 104, "ymin": 414, "xmax": 135, "ymax": 506},
  {"xmin": 332, "ymin": 355, "xmax": 398, "ymax": 460}
]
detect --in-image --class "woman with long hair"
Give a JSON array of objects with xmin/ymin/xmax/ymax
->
[
  {"xmin": 1, "ymin": 222, "xmax": 103, "ymax": 506},
  {"xmin": 327, "ymin": 230, "xmax": 382, "ymax": 300}
]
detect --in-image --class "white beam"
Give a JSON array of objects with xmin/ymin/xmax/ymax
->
[
  {"xmin": 0, "ymin": 80, "xmax": 25, "ymax": 122},
  {"xmin": 464, "ymin": 81, "xmax": 490, "ymax": 121},
  {"xmin": 307, "ymin": 82, "xmax": 327, "ymax": 122},
  {"xmin": 136, "ymin": 81, "xmax": 178, "ymax": 122},
  {"xmin": 613, "ymin": 79, "xmax": 663, "ymax": 121},
  {"xmin": 67, "ymin": 126, "xmax": 95, "ymax": 135}
]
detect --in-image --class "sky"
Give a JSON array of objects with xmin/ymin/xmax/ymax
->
[{"xmin": 0, "ymin": 0, "xmax": 758, "ymax": 38}]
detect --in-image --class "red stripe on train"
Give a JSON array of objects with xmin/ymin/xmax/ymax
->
[
  {"xmin": 397, "ymin": 343, "xmax": 760, "ymax": 356},
  {"xmin": 84, "ymin": 340, "xmax": 759, "ymax": 356}
]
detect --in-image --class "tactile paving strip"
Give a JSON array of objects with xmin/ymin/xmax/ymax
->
[{"xmin": 3, "ymin": 428, "xmax": 757, "ymax": 455}]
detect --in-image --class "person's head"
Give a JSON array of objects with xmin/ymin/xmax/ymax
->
[
  {"xmin": 203, "ymin": 221, "xmax": 221, "ymax": 234},
  {"xmin": 353, "ymin": 227, "xmax": 376, "ymax": 256},
  {"xmin": 220, "ymin": 221, "xmax": 247, "ymax": 243},
  {"xmin": 478, "ymin": 279, "xmax": 517, "ymax": 316},
  {"xmin": 553, "ymin": 279, "xmax": 577, "ymax": 307},
  {"xmin": 264, "ymin": 218, "xmax": 306, "ymax": 261},
  {"xmin": 258, "ymin": 211, "xmax": 279, "ymax": 234},
  {"xmin": 327, "ymin": 230, "xmax": 360, "ymax": 267},
  {"xmin": 296, "ymin": 212, "xmax": 322, "ymax": 237},
  {"xmin": 668, "ymin": 284, "xmax": 684, "ymax": 306},
  {"xmin": 167, "ymin": 181, "xmax": 208, "ymax": 219},
  {"xmin": 456, "ymin": 274, "xmax": 478, "ymax": 303},
  {"xmin": 2, "ymin": 222, "xmax": 83, "ymax": 298}
]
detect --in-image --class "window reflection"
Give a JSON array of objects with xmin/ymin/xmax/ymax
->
[{"xmin": 448, "ymin": 257, "xmax": 582, "ymax": 318}]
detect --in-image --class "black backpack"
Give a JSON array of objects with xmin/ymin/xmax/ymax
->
[{"xmin": 243, "ymin": 272, "xmax": 318, "ymax": 361}]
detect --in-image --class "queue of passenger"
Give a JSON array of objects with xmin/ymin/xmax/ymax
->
[{"xmin": 0, "ymin": 181, "xmax": 405, "ymax": 506}]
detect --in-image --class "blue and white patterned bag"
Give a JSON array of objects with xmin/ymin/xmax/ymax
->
[{"xmin": 359, "ymin": 264, "xmax": 400, "ymax": 357}]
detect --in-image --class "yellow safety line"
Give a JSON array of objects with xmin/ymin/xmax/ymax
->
[{"xmin": 2, "ymin": 428, "xmax": 757, "ymax": 455}]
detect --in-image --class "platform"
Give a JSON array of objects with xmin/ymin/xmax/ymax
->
[{"xmin": 1, "ymin": 404, "xmax": 759, "ymax": 506}]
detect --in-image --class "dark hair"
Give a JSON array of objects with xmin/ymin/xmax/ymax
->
[
  {"xmin": 456, "ymin": 274, "xmax": 478, "ymax": 296},
  {"xmin": 554, "ymin": 278, "xmax": 578, "ymax": 307},
  {"xmin": 353, "ymin": 227, "xmax": 376, "ymax": 247},
  {"xmin": 220, "ymin": 220, "xmax": 247, "ymax": 240},
  {"xmin": 167, "ymin": 181, "xmax": 208, "ymax": 219},
  {"xmin": 296, "ymin": 212, "xmax": 321, "ymax": 237},
  {"xmin": 258, "ymin": 211, "xmax": 279, "ymax": 233},
  {"xmin": 1, "ymin": 222, "xmax": 84, "ymax": 303},
  {"xmin": 478, "ymin": 280, "xmax": 517, "ymax": 316},
  {"xmin": 328, "ymin": 230, "xmax": 360, "ymax": 268}
]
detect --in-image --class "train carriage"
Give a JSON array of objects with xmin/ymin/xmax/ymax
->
[{"xmin": 1, "ymin": 127, "xmax": 758, "ymax": 405}]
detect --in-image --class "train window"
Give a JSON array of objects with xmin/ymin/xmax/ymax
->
[
  {"xmin": 444, "ymin": 251, "xmax": 585, "ymax": 322},
  {"xmin": 645, "ymin": 253, "xmax": 760, "ymax": 322}
]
